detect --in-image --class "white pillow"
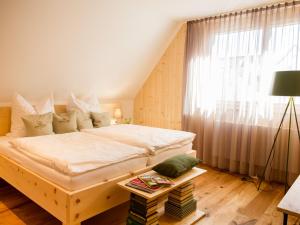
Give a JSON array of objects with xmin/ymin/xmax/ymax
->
[
  {"xmin": 8, "ymin": 93, "xmax": 54, "ymax": 137},
  {"xmin": 67, "ymin": 93, "xmax": 101, "ymax": 113}
]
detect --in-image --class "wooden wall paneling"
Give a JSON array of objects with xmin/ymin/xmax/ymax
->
[
  {"xmin": 0, "ymin": 107, "xmax": 11, "ymax": 136},
  {"xmin": 134, "ymin": 23, "xmax": 187, "ymax": 130}
]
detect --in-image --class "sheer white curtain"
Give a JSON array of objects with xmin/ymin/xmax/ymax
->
[{"xmin": 183, "ymin": 2, "xmax": 300, "ymax": 182}]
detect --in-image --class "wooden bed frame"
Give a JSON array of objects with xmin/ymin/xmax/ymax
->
[
  {"xmin": 0, "ymin": 149, "xmax": 196, "ymax": 225},
  {"xmin": 0, "ymin": 105, "xmax": 196, "ymax": 225},
  {"xmin": 0, "ymin": 152, "xmax": 150, "ymax": 225}
]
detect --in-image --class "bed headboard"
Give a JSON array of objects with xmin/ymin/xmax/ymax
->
[
  {"xmin": 0, "ymin": 103, "xmax": 120, "ymax": 136},
  {"xmin": 0, "ymin": 105, "xmax": 67, "ymax": 136}
]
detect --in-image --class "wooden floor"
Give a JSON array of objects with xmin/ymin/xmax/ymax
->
[{"xmin": 0, "ymin": 165, "xmax": 299, "ymax": 225}]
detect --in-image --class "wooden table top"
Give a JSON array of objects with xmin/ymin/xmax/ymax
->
[
  {"xmin": 117, "ymin": 167, "xmax": 206, "ymax": 200},
  {"xmin": 277, "ymin": 175, "xmax": 300, "ymax": 217}
]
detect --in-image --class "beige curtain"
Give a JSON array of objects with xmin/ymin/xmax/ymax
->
[{"xmin": 183, "ymin": 2, "xmax": 300, "ymax": 183}]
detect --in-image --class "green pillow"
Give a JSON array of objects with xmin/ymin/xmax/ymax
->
[
  {"xmin": 22, "ymin": 112, "xmax": 54, "ymax": 137},
  {"xmin": 53, "ymin": 111, "xmax": 78, "ymax": 134},
  {"xmin": 91, "ymin": 112, "xmax": 111, "ymax": 128},
  {"xmin": 75, "ymin": 110, "xmax": 93, "ymax": 130},
  {"xmin": 152, "ymin": 154, "xmax": 199, "ymax": 178}
]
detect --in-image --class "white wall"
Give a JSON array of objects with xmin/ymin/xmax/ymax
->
[
  {"xmin": 0, "ymin": 0, "xmax": 279, "ymax": 118},
  {"xmin": 0, "ymin": 0, "xmax": 180, "ymax": 118}
]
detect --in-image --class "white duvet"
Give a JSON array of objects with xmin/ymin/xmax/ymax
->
[
  {"xmin": 9, "ymin": 132, "xmax": 147, "ymax": 175},
  {"xmin": 82, "ymin": 124, "xmax": 195, "ymax": 154}
]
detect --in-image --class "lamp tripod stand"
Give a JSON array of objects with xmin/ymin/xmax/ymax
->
[{"xmin": 257, "ymin": 97, "xmax": 300, "ymax": 192}]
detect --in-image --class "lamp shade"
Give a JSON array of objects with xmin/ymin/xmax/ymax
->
[
  {"xmin": 114, "ymin": 108, "xmax": 122, "ymax": 119},
  {"xmin": 271, "ymin": 71, "xmax": 300, "ymax": 96}
]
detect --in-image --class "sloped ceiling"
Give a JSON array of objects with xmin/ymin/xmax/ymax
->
[{"xmin": 0, "ymin": 0, "xmax": 280, "ymax": 103}]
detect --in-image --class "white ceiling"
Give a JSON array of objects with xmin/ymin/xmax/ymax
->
[{"xmin": 0, "ymin": 0, "xmax": 281, "ymax": 102}]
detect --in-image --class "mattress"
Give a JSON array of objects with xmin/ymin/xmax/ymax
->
[
  {"xmin": 9, "ymin": 132, "xmax": 147, "ymax": 175},
  {"xmin": 0, "ymin": 136, "xmax": 148, "ymax": 191},
  {"xmin": 82, "ymin": 124, "xmax": 195, "ymax": 154},
  {"xmin": 0, "ymin": 137, "xmax": 193, "ymax": 191}
]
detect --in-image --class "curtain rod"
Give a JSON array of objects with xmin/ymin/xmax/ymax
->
[{"xmin": 188, "ymin": 0, "xmax": 300, "ymax": 23}]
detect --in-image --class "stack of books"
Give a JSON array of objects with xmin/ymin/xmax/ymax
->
[
  {"xmin": 127, "ymin": 194, "xmax": 159, "ymax": 225},
  {"xmin": 126, "ymin": 174, "xmax": 174, "ymax": 193},
  {"xmin": 165, "ymin": 181, "xmax": 196, "ymax": 219}
]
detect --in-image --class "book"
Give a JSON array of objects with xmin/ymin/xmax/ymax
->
[
  {"xmin": 171, "ymin": 186, "xmax": 194, "ymax": 195},
  {"xmin": 130, "ymin": 202, "xmax": 157, "ymax": 217},
  {"xmin": 170, "ymin": 189, "xmax": 193, "ymax": 197},
  {"xmin": 167, "ymin": 196, "xmax": 195, "ymax": 208},
  {"xmin": 127, "ymin": 217, "xmax": 143, "ymax": 225},
  {"xmin": 176, "ymin": 181, "xmax": 193, "ymax": 190},
  {"xmin": 128, "ymin": 216, "xmax": 158, "ymax": 225},
  {"xmin": 152, "ymin": 176, "xmax": 174, "ymax": 186},
  {"xmin": 126, "ymin": 183, "xmax": 155, "ymax": 193},
  {"xmin": 131, "ymin": 194, "xmax": 158, "ymax": 204},
  {"xmin": 168, "ymin": 192, "xmax": 193, "ymax": 201},
  {"xmin": 130, "ymin": 178, "xmax": 161, "ymax": 190},
  {"xmin": 165, "ymin": 205, "xmax": 196, "ymax": 220},
  {"xmin": 138, "ymin": 175, "xmax": 160, "ymax": 187},
  {"xmin": 130, "ymin": 211, "xmax": 158, "ymax": 221},
  {"xmin": 165, "ymin": 199, "xmax": 197, "ymax": 219},
  {"xmin": 126, "ymin": 178, "xmax": 161, "ymax": 193},
  {"xmin": 129, "ymin": 211, "xmax": 158, "ymax": 225},
  {"xmin": 131, "ymin": 200, "xmax": 157, "ymax": 210},
  {"xmin": 138, "ymin": 175, "xmax": 174, "ymax": 187},
  {"xmin": 168, "ymin": 195, "xmax": 194, "ymax": 207},
  {"xmin": 127, "ymin": 217, "xmax": 158, "ymax": 225},
  {"xmin": 127, "ymin": 175, "xmax": 174, "ymax": 194},
  {"xmin": 130, "ymin": 199, "xmax": 157, "ymax": 208}
]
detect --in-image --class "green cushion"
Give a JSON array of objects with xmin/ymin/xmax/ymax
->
[
  {"xmin": 152, "ymin": 154, "xmax": 199, "ymax": 178},
  {"xmin": 53, "ymin": 111, "xmax": 78, "ymax": 134},
  {"xmin": 91, "ymin": 112, "xmax": 111, "ymax": 128},
  {"xmin": 22, "ymin": 112, "xmax": 54, "ymax": 137}
]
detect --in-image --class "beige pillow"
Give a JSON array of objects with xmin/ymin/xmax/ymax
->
[
  {"xmin": 75, "ymin": 110, "xmax": 93, "ymax": 130},
  {"xmin": 22, "ymin": 113, "xmax": 54, "ymax": 137},
  {"xmin": 9, "ymin": 93, "xmax": 54, "ymax": 137},
  {"xmin": 53, "ymin": 111, "xmax": 78, "ymax": 134},
  {"xmin": 91, "ymin": 112, "xmax": 111, "ymax": 128}
]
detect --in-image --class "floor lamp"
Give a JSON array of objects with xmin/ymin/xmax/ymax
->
[{"xmin": 257, "ymin": 71, "xmax": 300, "ymax": 192}]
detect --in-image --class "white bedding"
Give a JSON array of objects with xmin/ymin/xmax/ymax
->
[
  {"xmin": 147, "ymin": 143, "xmax": 193, "ymax": 166},
  {"xmin": 0, "ymin": 136, "xmax": 148, "ymax": 191},
  {"xmin": 0, "ymin": 136, "xmax": 193, "ymax": 191},
  {"xmin": 82, "ymin": 124, "xmax": 195, "ymax": 154},
  {"xmin": 9, "ymin": 132, "xmax": 147, "ymax": 175}
]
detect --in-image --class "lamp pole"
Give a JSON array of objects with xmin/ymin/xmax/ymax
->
[
  {"xmin": 285, "ymin": 97, "xmax": 293, "ymax": 192},
  {"xmin": 257, "ymin": 98, "xmax": 291, "ymax": 191}
]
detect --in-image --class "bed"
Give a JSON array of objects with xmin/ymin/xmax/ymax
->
[
  {"xmin": 82, "ymin": 124, "xmax": 195, "ymax": 154},
  {"xmin": 83, "ymin": 124, "xmax": 195, "ymax": 166},
  {"xmin": 0, "ymin": 136, "xmax": 196, "ymax": 225},
  {"xmin": 0, "ymin": 132, "xmax": 152, "ymax": 225},
  {"xmin": 0, "ymin": 134, "xmax": 149, "ymax": 191},
  {"xmin": 0, "ymin": 107, "xmax": 196, "ymax": 225}
]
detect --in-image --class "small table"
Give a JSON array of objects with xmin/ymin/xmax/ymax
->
[
  {"xmin": 118, "ymin": 167, "xmax": 206, "ymax": 225},
  {"xmin": 277, "ymin": 175, "xmax": 300, "ymax": 225}
]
